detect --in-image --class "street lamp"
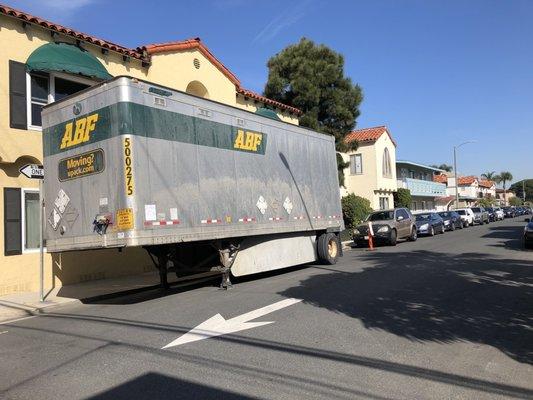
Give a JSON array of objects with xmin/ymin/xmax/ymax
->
[{"xmin": 453, "ymin": 140, "xmax": 476, "ymax": 209}]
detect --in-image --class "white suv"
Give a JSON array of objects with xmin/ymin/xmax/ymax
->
[
  {"xmin": 455, "ymin": 208, "xmax": 475, "ymax": 227},
  {"xmin": 493, "ymin": 207, "xmax": 505, "ymax": 221}
]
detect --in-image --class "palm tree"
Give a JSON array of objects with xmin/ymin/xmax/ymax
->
[
  {"xmin": 481, "ymin": 171, "xmax": 497, "ymax": 180},
  {"xmin": 498, "ymin": 171, "xmax": 513, "ymax": 205}
]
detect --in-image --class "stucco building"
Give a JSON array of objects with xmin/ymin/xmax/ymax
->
[
  {"xmin": 0, "ymin": 4, "xmax": 300, "ymax": 296},
  {"xmin": 341, "ymin": 126, "xmax": 397, "ymax": 210},
  {"xmin": 395, "ymin": 161, "xmax": 446, "ymax": 211}
]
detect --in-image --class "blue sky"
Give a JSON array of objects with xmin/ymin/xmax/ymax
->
[{"xmin": 8, "ymin": 0, "xmax": 532, "ymax": 184}]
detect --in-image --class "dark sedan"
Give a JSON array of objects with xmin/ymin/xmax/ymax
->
[
  {"xmin": 502, "ymin": 207, "xmax": 515, "ymax": 218},
  {"xmin": 437, "ymin": 211, "xmax": 463, "ymax": 231},
  {"xmin": 415, "ymin": 212, "xmax": 445, "ymax": 236}
]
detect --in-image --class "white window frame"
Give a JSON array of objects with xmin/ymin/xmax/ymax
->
[
  {"xmin": 20, "ymin": 188, "xmax": 44, "ymax": 254},
  {"xmin": 350, "ymin": 153, "xmax": 363, "ymax": 175},
  {"xmin": 26, "ymin": 71, "xmax": 96, "ymax": 131}
]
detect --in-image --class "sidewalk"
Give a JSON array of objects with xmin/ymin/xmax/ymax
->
[{"xmin": 0, "ymin": 270, "xmax": 216, "ymax": 323}]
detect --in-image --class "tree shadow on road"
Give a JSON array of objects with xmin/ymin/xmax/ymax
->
[
  {"xmin": 279, "ymin": 250, "xmax": 533, "ymax": 364},
  {"xmin": 483, "ymin": 225, "xmax": 529, "ymax": 252}
]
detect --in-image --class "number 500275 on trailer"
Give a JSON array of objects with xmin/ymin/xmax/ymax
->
[{"xmin": 42, "ymin": 76, "xmax": 343, "ymax": 288}]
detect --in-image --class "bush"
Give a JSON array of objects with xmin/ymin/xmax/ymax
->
[
  {"xmin": 477, "ymin": 197, "xmax": 494, "ymax": 207},
  {"xmin": 342, "ymin": 194, "xmax": 373, "ymax": 231},
  {"xmin": 509, "ymin": 197, "xmax": 523, "ymax": 206},
  {"xmin": 394, "ymin": 188, "xmax": 411, "ymax": 208}
]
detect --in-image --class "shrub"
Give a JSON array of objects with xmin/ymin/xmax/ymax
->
[
  {"xmin": 342, "ymin": 194, "xmax": 373, "ymax": 231},
  {"xmin": 477, "ymin": 197, "xmax": 494, "ymax": 207},
  {"xmin": 509, "ymin": 197, "xmax": 523, "ymax": 206},
  {"xmin": 394, "ymin": 188, "xmax": 412, "ymax": 208}
]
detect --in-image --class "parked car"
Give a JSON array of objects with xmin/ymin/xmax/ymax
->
[
  {"xmin": 455, "ymin": 208, "xmax": 475, "ymax": 227},
  {"xmin": 470, "ymin": 207, "xmax": 489, "ymax": 225},
  {"xmin": 525, "ymin": 206, "xmax": 533, "ymax": 215},
  {"xmin": 437, "ymin": 211, "xmax": 463, "ymax": 231},
  {"xmin": 414, "ymin": 212, "xmax": 445, "ymax": 236},
  {"xmin": 484, "ymin": 207, "xmax": 496, "ymax": 222},
  {"xmin": 502, "ymin": 206, "xmax": 515, "ymax": 218},
  {"xmin": 493, "ymin": 207, "xmax": 505, "ymax": 221},
  {"xmin": 352, "ymin": 208, "xmax": 417, "ymax": 246},
  {"xmin": 524, "ymin": 217, "xmax": 533, "ymax": 249}
]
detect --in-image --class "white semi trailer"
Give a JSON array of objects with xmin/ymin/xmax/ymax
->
[{"xmin": 42, "ymin": 76, "xmax": 343, "ymax": 288}]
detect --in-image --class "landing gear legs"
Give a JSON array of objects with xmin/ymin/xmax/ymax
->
[
  {"xmin": 220, "ymin": 270, "xmax": 233, "ymax": 290},
  {"xmin": 157, "ymin": 255, "xmax": 170, "ymax": 290}
]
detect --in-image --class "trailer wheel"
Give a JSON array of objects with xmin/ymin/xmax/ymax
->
[{"xmin": 318, "ymin": 233, "xmax": 340, "ymax": 265}]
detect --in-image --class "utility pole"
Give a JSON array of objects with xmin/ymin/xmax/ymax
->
[{"xmin": 453, "ymin": 141, "xmax": 476, "ymax": 209}]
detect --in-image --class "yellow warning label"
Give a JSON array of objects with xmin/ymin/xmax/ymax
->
[{"xmin": 116, "ymin": 208, "xmax": 134, "ymax": 231}]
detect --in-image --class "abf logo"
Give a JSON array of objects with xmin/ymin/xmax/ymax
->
[
  {"xmin": 60, "ymin": 113, "xmax": 99, "ymax": 149},
  {"xmin": 234, "ymin": 129, "xmax": 263, "ymax": 152}
]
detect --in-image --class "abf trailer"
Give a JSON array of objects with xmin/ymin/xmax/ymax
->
[{"xmin": 42, "ymin": 77, "xmax": 343, "ymax": 288}]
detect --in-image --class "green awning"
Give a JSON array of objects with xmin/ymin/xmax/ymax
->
[
  {"xmin": 26, "ymin": 42, "xmax": 112, "ymax": 81},
  {"xmin": 255, "ymin": 107, "xmax": 282, "ymax": 121}
]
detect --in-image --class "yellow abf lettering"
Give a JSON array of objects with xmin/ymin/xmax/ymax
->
[
  {"xmin": 60, "ymin": 113, "xmax": 99, "ymax": 149},
  {"xmin": 234, "ymin": 129, "xmax": 263, "ymax": 152}
]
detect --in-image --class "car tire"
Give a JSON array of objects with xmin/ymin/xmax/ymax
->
[
  {"xmin": 429, "ymin": 226, "xmax": 435, "ymax": 236},
  {"xmin": 408, "ymin": 227, "xmax": 417, "ymax": 242},
  {"xmin": 389, "ymin": 229, "xmax": 397, "ymax": 246},
  {"xmin": 317, "ymin": 232, "xmax": 340, "ymax": 265},
  {"xmin": 440, "ymin": 224, "xmax": 445, "ymax": 234}
]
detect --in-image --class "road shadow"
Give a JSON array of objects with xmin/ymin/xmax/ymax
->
[
  {"xmin": 85, "ymin": 372, "xmax": 257, "ymax": 399},
  {"xmin": 279, "ymin": 250, "xmax": 533, "ymax": 364},
  {"xmin": 483, "ymin": 225, "xmax": 527, "ymax": 251}
]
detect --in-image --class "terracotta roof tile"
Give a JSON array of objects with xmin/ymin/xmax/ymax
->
[
  {"xmin": 345, "ymin": 126, "xmax": 397, "ymax": 147},
  {"xmin": 433, "ymin": 174, "xmax": 448, "ymax": 184},
  {"xmin": 138, "ymin": 38, "xmax": 241, "ymax": 86},
  {"xmin": 236, "ymin": 88, "xmax": 302, "ymax": 115},
  {"xmin": 479, "ymin": 179, "xmax": 495, "ymax": 188},
  {"xmin": 0, "ymin": 3, "xmax": 145, "ymax": 60},
  {"xmin": 457, "ymin": 176, "xmax": 477, "ymax": 185}
]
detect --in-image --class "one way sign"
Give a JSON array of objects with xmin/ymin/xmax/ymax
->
[{"xmin": 19, "ymin": 164, "xmax": 44, "ymax": 179}]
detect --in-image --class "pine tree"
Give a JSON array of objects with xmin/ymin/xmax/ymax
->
[{"xmin": 264, "ymin": 38, "xmax": 363, "ymax": 186}]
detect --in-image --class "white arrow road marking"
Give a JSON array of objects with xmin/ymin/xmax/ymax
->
[
  {"xmin": 0, "ymin": 331, "xmax": 8, "ymax": 335},
  {"xmin": 162, "ymin": 298, "xmax": 302, "ymax": 349}
]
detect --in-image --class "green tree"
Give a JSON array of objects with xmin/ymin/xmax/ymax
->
[
  {"xmin": 510, "ymin": 179, "xmax": 533, "ymax": 202},
  {"xmin": 264, "ymin": 38, "xmax": 363, "ymax": 186},
  {"xmin": 341, "ymin": 194, "xmax": 372, "ymax": 231},
  {"xmin": 509, "ymin": 197, "xmax": 523, "ymax": 206},
  {"xmin": 430, "ymin": 164, "xmax": 453, "ymax": 172},
  {"xmin": 478, "ymin": 197, "xmax": 494, "ymax": 207},
  {"xmin": 498, "ymin": 171, "xmax": 513, "ymax": 204},
  {"xmin": 481, "ymin": 171, "xmax": 497, "ymax": 180},
  {"xmin": 394, "ymin": 188, "xmax": 412, "ymax": 208}
]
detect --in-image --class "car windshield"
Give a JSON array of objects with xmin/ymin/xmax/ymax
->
[
  {"xmin": 367, "ymin": 211, "xmax": 394, "ymax": 221},
  {"xmin": 438, "ymin": 212, "xmax": 450, "ymax": 218},
  {"xmin": 456, "ymin": 210, "xmax": 466, "ymax": 215},
  {"xmin": 471, "ymin": 207, "xmax": 481, "ymax": 212},
  {"xmin": 415, "ymin": 213, "xmax": 431, "ymax": 221}
]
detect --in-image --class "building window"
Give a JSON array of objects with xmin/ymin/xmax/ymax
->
[
  {"xmin": 382, "ymin": 148, "xmax": 392, "ymax": 178},
  {"xmin": 379, "ymin": 196, "xmax": 390, "ymax": 210},
  {"xmin": 27, "ymin": 72, "xmax": 92, "ymax": 130},
  {"xmin": 350, "ymin": 154, "xmax": 363, "ymax": 175},
  {"xmin": 409, "ymin": 170, "xmax": 415, "ymax": 179},
  {"xmin": 23, "ymin": 190, "xmax": 40, "ymax": 251},
  {"xmin": 411, "ymin": 201, "xmax": 417, "ymax": 211}
]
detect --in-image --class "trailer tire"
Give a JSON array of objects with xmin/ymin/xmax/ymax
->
[{"xmin": 317, "ymin": 233, "xmax": 340, "ymax": 265}]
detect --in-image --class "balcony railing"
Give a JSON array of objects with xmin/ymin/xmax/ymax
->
[{"xmin": 397, "ymin": 178, "xmax": 447, "ymax": 197}]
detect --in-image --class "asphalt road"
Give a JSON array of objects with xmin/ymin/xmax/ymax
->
[{"xmin": 1, "ymin": 218, "xmax": 532, "ymax": 400}]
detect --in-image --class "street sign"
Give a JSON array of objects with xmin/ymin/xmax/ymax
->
[{"xmin": 19, "ymin": 164, "xmax": 44, "ymax": 179}]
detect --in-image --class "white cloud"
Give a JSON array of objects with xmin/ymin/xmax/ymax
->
[{"xmin": 253, "ymin": 0, "xmax": 313, "ymax": 44}]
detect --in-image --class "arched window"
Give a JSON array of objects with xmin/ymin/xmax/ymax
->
[
  {"xmin": 382, "ymin": 147, "xmax": 392, "ymax": 178},
  {"xmin": 186, "ymin": 81, "xmax": 209, "ymax": 99}
]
